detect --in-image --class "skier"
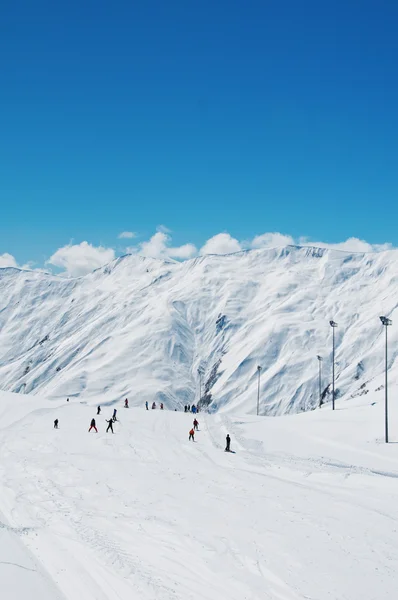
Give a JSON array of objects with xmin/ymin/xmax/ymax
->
[
  {"xmin": 54, "ymin": 419, "xmax": 59, "ymax": 429},
  {"xmin": 193, "ymin": 418, "xmax": 199, "ymax": 431},
  {"xmin": 112, "ymin": 408, "xmax": 117, "ymax": 422},
  {"xmin": 225, "ymin": 434, "xmax": 231, "ymax": 452},
  {"xmin": 124, "ymin": 398, "xmax": 129, "ymax": 408},
  {"xmin": 106, "ymin": 418, "xmax": 114, "ymax": 433},
  {"xmin": 187, "ymin": 404, "xmax": 191, "ymax": 412},
  {"xmin": 145, "ymin": 401, "xmax": 149, "ymax": 410},
  {"xmin": 160, "ymin": 402, "xmax": 164, "ymax": 410},
  {"xmin": 97, "ymin": 405, "xmax": 101, "ymax": 415},
  {"xmin": 192, "ymin": 405, "xmax": 196, "ymax": 414},
  {"xmin": 67, "ymin": 398, "xmax": 69, "ymax": 402},
  {"xmin": 152, "ymin": 402, "xmax": 156, "ymax": 410},
  {"xmin": 184, "ymin": 405, "xmax": 187, "ymax": 413},
  {"xmin": 189, "ymin": 428, "xmax": 195, "ymax": 441},
  {"xmin": 88, "ymin": 418, "xmax": 98, "ymax": 433}
]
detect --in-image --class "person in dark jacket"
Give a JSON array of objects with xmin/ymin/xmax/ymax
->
[
  {"xmin": 193, "ymin": 418, "xmax": 199, "ymax": 431},
  {"xmin": 89, "ymin": 418, "xmax": 98, "ymax": 433},
  {"xmin": 54, "ymin": 419, "xmax": 59, "ymax": 429},
  {"xmin": 112, "ymin": 408, "xmax": 117, "ymax": 422},
  {"xmin": 225, "ymin": 434, "xmax": 231, "ymax": 452},
  {"xmin": 97, "ymin": 406, "xmax": 101, "ymax": 415},
  {"xmin": 106, "ymin": 418, "xmax": 114, "ymax": 433}
]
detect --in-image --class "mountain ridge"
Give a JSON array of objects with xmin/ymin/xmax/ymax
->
[{"xmin": 4, "ymin": 243, "xmax": 398, "ymax": 280}]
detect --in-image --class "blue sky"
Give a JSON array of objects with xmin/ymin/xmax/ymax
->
[{"xmin": 1, "ymin": 0, "xmax": 398, "ymax": 273}]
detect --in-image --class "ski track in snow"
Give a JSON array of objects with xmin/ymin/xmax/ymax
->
[{"xmin": 0, "ymin": 392, "xmax": 398, "ymax": 599}]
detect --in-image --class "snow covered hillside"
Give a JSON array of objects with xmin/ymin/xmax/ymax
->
[
  {"xmin": 1, "ymin": 389, "xmax": 398, "ymax": 600},
  {"xmin": 1, "ymin": 245, "xmax": 398, "ymax": 414}
]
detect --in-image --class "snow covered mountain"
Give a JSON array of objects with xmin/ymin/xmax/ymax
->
[{"xmin": 1, "ymin": 245, "xmax": 398, "ymax": 414}]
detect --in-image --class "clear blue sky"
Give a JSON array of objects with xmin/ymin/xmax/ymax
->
[{"xmin": 1, "ymin": 0, "xmax": 398, "ymax": 265}]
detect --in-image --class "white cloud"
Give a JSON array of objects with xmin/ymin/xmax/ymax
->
[
  {"xmin": 200, "ymin": 233, "xmax": 242, "ymax": 255},
  {"xmin": 0, "ymin": 253, "xmax": 36, "ymax": 271},
  {"xmin": 168, "ymin": 243, "xmax": 197, "ymax": 259},
  {"xmin": 298, "ymin": 236, "xmax": 392, "ymax": 253},
  {"xmin": 251, "ymin": 232, "xmax": 295, "ymax": 249},
  {"xmin": 118, "ymin": 231, "xmax": 136, "ymax": 239},
  {"xmin": 248, "ymin": 232, "xmax": 392, "ymax": 254},
  {"xmin": 138, "ymin": 231, "xmax": 169, "ymax": 258},
  {"xmin": 47, "ymin": 242, "xmax": 115, "ymax": 277},
  {"xmin": 135, "ymin": 231, "xmax": 197, "ymax": 260},
  {"xmin": 139, "ymin": 229, "xmax": 393, "ymax": 260},
  {"xmin": 0, "ymin": 253, "xmax": 19, "ymax": 268}
]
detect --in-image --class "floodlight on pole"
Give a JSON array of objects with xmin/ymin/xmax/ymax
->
[
  {"xmin": 329, "ymin": 321, "xmax": 338, "ymax": 410},
  {"xmin": 317, "ymin": 355, "xmax": 323, "ymax": 408},
  {"xmin": 257, "ymin": 366, "xmax": 262, "ymax": 416},
  {"xmin": 380, "ymin": 316, "xmax": 392, "ymax": 443}
]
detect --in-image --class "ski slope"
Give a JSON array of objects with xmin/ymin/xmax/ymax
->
[{"xmin": 1, "ymin": 389, "xmax": 398, "ymax": 599}]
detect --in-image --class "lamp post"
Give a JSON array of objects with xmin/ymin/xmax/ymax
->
[
  {"xmin": 329, "ymin": 321, "xmax": 338, "ymax": 410},
  {"xmin": 198, "ymin": 368, "xmax": 204, "ymax": 405},
  {"xmin": 380, "ymin": 316, "xmax": 392, "ymax": 443},
  {"xmin": 257, "ymin": 366, "xmax": 262, "ymax": 416},
  {"xmin": 317, "ymin": 355, "xmax": 323, "ymax": 408}
]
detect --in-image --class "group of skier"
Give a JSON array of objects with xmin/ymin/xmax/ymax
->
[
  {"xmin": 55, "ymin": 397, "xmax": 232, "ymax": 451},
  {"xmin": 84, "ymin": 402, "xmax": 129, "ymax": 434},
  {"xmin": 145, "ymin": 401, "xmax": 164, "ymax": 410},
  {"xmin": 188, "ymin": 416, "xmax": 232, "ymax": 452},
  {"xmin": 87, "ymin": 406, "xmax": 119, "ymax": 434}
]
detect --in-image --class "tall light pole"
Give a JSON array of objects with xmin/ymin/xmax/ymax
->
[
  {"xmin": 329, "ymin": 321, "xmax": 338, "ymax": 410},
  {"xmin": 257, "ymin": 366, "xmax": 262, "ymax": 416},
  {"xmin": 198, "ymin": 368, "xmax": 203, "ymax": 405},
  {"xmin": 380, "ymin": 316, "xmax": 392, "ymax": 443},
  {"xmin": 317, "ymin": 355, "xmax": 323, "ymax": 408}
]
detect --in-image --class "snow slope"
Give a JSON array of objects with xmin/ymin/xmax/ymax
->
[
  {"xmin": 1, "ymin": 246, "xmax": 398, "ymax": 414},
  {"xmin": 1, "ymin": 389, "xmax": 398, "ymax": 599}
]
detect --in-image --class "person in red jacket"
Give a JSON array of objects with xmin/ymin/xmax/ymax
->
[
  {"xmin": 88, "ymin": 418, "xmax": 98, "ymax": 433},
  {"xmin": 189, "ymin": 428, "xmax": 195, "ymax": 441}
]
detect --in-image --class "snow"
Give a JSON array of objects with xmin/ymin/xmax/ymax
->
[
  {"xmin": 0, "ymin": 526, "xmax": 64, "ymax": 600},
  {"xmin": 2, "ymin": 245, "xmax": 398, "ymax": 597},
  {"xmin": 1, "ymin": 389, "xmax": 398, "ymax": 599},
  {"xmin": 1, "ymin": 246, "xmax": 398, "ymax": 415}
]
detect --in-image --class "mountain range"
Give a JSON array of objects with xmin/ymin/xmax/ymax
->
[{"xmin": 1, "ymin": 245, "xmax": 397, "ymax": 414}]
